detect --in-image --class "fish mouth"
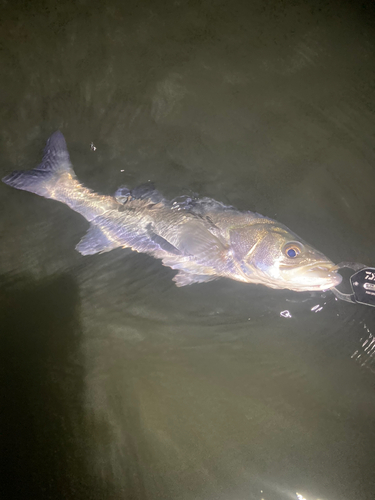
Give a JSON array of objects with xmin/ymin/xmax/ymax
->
[
  {"xmin": 283, "ymin": 261, "xmax": 343, "ymax": 291},
  {"xmin": 301, "ymin": 261, "xmax": 342, "ymax": 290}
]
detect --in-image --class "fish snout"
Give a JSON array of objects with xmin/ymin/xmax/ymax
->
[{"xmin": 306, "ymin": 264, "xmax": 343, "ymax": 289}]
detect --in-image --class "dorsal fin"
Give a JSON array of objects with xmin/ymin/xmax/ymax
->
[
  {"xmin": 114, "ymin": 186, "xmax": 131, "ymax": 204},
  {"xmin": 131, "ymin": 182, "xmax": 164, "ymax": 203},
  {"xmin": 114, "ymin": 182, "xmax": 165, "ymax": 205}
]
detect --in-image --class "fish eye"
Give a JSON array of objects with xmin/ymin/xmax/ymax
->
[{"xmin": 283, "ymin": 242, "xmax": 303, "ymax": 259}]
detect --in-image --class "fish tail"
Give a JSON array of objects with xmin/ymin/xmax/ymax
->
[{"xmin": 2, "ymin": 131, "xmax": 75, "ymax": 199}]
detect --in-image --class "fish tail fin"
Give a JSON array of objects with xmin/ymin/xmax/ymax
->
[{"xmin": 2, "ymin": 131, "xmax": 75, "ymax": 198}]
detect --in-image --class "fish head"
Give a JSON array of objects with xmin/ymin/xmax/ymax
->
[{"xmin": 232, "ymin": 222, "xmax": 342, "ymax": 291}]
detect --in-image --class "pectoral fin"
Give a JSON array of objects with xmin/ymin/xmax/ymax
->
[
  {"xmin": 146, "ymin": 224, "xmax": 182, "ymax": 255},
  {"xmin": 76, "ymin": 224, "xmax": 119, "ymax": 255},
  {"xmin": 176, "ymin": 222, "xmax": 225, "ymax": 257}
]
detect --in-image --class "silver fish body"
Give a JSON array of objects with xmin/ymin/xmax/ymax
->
[{"xmin": 2, "ymin": 131, "xmax": 342, "ymax": 291}]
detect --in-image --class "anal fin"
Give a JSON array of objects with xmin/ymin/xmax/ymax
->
[
  {"xmin": 173, "ymin": 272, "xmax": 217, "ymax": 287},
  {"xmin": 76, "ymin": 224, "xmax": 119, "ymax": 255}
]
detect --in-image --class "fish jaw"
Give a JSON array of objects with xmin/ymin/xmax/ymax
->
[
  {"xmin": 264, "ymin": 262, "xmax": 342, "ymax": 292},
  {"xmin": 228, "ymin": 258, "xmax": 343, "ymax": 292},
  {"xmin": 304, "ymin": 263, "xmax": 342, "ymax": 289},
  {"xmin": 285, "ymin": 262, "xmax": 343, "ymax": 291}
]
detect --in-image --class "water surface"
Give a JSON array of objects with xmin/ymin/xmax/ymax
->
[{"xmin": 1, "ymin": 1, "xmax": 375, "ymax": 499}]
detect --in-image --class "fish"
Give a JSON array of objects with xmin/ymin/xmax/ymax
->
[{"xmin": 2, "ymin": 131, "xmax": 342, "ymax": 292}]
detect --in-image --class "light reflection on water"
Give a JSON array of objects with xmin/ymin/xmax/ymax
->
[
  {"xmin": 351, "ymin": 322, "xmax": 375, "ymax": 372},
  {"xmin": 296, "ymin": 493, "xmax": 321, "ymax": 500}
]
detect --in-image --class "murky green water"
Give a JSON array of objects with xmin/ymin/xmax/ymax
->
[{"xmin": 1, "ymin": 1, "xmax": 375, "ymax": 499}]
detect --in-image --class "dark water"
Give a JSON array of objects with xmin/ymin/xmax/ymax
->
[{"xmin": 1, "ymin": 1, "xmax": 375, "ymax": 499}]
